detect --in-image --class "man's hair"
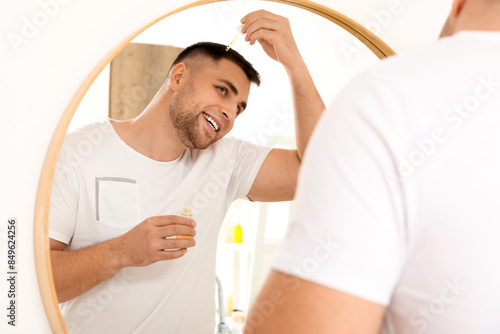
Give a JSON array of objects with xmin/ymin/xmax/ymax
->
[{"xmin": 168, "ymin": 42, "xmax": 261, "ymax": 86}]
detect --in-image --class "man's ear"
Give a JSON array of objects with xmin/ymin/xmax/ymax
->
[
  {"xmin": 168, "ymin": 63, "xmax": 186, "ymax": 92},
  {"xmin": 451, "ymin": 0, "xmax": 467, "ymax": 17}
]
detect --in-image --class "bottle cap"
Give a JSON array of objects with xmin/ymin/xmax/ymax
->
[{"xmin": 182, "ymin": 208, "xmax": 192, "ymax": 217}]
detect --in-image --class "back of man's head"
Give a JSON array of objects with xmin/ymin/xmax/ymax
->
[{"xmin": 168, "ymin": 42, "xmax": 261, "ymax": 86}]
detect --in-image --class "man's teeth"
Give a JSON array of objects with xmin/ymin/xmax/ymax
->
[{"xmin": 203, "ymin": 114, "xmax": 219, "ymax": 131}]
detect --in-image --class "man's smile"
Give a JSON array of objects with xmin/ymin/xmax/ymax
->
[{"xmin": 202, "ymin": 112, "xmax": 220, "ymax": 132}]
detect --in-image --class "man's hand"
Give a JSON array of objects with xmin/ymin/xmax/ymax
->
[
  {"xmin": 241, "ymin": 10, "xmax": 305, "ymax": 73},
  {"xmin": 115, "ymin": 215, "xmax": 196, "ymax": 267},
  {"xmin": 50, "ymin": 215, "xmax": 196, "ymax": 303}
]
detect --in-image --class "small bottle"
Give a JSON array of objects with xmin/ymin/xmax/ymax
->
[
  {"xmin": 234, "ymin": 223, "xmax": 242, "ymax": 243},
  {"xmin": 176, "ymin": 208, "xmax": 194, "ymax": 240},
  {"xmin": 181, "ymin": 208, "xmax": 192, "ymax": 219}
]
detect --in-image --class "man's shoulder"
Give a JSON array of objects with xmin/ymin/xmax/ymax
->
[
  {"xmin": 213, "ymin": 137, "xmax": 269, "ymax": 153},
  {"xmin": 194, "ymin": 137, "xmax": 269, "ymax": 163},
  {"xmin": 204, "ymin": 137, "xmax": 248, "ymax": 152},
  {"xmin": 213, "ymin": 136, "xmax": 245, "ymax": 148},
  {"xmin": 338, "ymin": 34, "xmax": 476, "ymax": 104},
  {"xmin": 58, "ymin": 119, "xmax": 115, "ymax": 165},
  {"xmin": 370, "ymin": 31, "xmax": 499, "ymax": 80},
  {"xmin": 63, "ymin": 119, "xmax": 113, "ymax": 146}
]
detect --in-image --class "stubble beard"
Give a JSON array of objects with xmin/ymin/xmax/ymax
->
[{"xmin": 169, "ymin": 86, "xmax": 216, "ymax": 150}]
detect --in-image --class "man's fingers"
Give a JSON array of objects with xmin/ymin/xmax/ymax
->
[
  {"xmin": 157, "ymin": 248, "xmax": 188, "ymax": 261},
  {"xmin": 241, "ymin": 10, "xmax": 283, "ymax": 26},
  {"xmin": 242, "ymin": 18, "xmax": 280, "ymax": 36},
  {"xmin": 147, "ymin": 215, "xmax": 196, "ymax": 228},
  {"xmin": 247, "ymin": 29, "xmax": 280, "ymax": 46},
  {"xmin": 157, "ymin": 225, "xmax": 196, "ymax": 238},
  {"xmin": 159, "ymin": 238, "xmax": 196, "ymax": 250}
]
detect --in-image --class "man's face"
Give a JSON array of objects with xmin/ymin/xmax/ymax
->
[{"xmin": 169, "ymin": 58, "xmax": 251, "ymax": 149}]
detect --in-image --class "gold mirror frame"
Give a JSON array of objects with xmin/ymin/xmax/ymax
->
[{"xmin": 33, "ymin": 0, "xmax": 396, "ymax": 332}]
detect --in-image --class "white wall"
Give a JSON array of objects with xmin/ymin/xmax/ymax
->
[
  {"xmin": 68, "ymin": 65, "xmax": 110, "ymax": 132},
  {"xmin": 0, "ymin": 0, "xmax": 453, "ymax": 333}
]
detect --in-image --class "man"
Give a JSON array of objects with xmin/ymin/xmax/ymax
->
[
  {"xmin": 49, "ymin": 10, "xmax": 324, "ymax": 334},
  {"xmin": 247, "ymin": 0, "xmax": 500, "ymax": 333}
]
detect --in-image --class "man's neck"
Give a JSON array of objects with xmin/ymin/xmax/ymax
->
[
  {"xmin": 453, "ymin": 1, "xmax": 500, "ymax": 35},
  {"xmin": 112, "ymin": 91, "xmax": 187, "ymax": 162}
]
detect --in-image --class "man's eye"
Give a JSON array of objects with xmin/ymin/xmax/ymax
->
[{"xmin": 218, "ymin": 87, "xmax": 227, "ymax": 95}]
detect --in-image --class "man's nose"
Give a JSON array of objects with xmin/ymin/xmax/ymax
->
[{"xmin": 221, "ymin": 104, "xmax": 237, "ymax": 121}]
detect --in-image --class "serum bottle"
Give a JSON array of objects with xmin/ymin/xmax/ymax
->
[{"xmin": 177, "ymin": 208, "xmax": 194, "ymax": 240}]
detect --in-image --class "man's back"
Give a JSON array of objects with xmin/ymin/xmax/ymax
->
[
  {"xmin": 383, "ymin": 31, "xmax": 500, "ymax": 333},
  {"xmin": 272, "ymin": 30, "xmax": 500, "ymax": 333}
]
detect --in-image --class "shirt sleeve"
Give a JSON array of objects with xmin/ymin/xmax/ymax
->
[
  {"xmin": 224, "ymin": 138, "xmax": 272, "ymax": 201},
  {"xmin": 48, "ymin": 140, "xmax": 80, "ymax": 245},
  {"xmin": 272, "ymin": 72, "xmax": 410, "ymax": 306}
]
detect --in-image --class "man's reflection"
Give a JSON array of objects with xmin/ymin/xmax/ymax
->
[{"xmin": 49, "ymin": 10, "xmax": 325, "ymax": 333}]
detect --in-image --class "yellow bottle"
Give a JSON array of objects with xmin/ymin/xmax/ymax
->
[
  {"xmin": 177, "ymin": 208, "xmax": 194, "ymax": 240},
  {"xmin": 181, "ymin": 208, "xmax": 192, "ymax": 219},
  {"xmin": 234, "ymin": 223, "xmax": 243, "ymax": 243}
]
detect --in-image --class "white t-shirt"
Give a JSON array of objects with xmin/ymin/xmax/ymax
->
[
  {"xmin": 273, "ymin": 31, "xmax": 500, "ymax": 333},
  {"xmin": 49, "ymin": 119, "xmax": 271, "ymax": 334}
]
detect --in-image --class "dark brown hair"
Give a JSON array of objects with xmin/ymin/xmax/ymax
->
[{"xmin": 169, "ymin": 42, "xmax": 261, "ymax": 86}]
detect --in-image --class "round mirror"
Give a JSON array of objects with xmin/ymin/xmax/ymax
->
[{"xmin": 34, "ymin": 1, "xmax": 395, "ymax": 333}]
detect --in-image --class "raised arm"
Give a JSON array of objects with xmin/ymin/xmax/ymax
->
[{"xmin": 241, "ymin": 10, "xmax": 325, "ymax": 202}]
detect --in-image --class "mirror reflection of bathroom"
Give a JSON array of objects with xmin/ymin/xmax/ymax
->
[{"xmin": 57, "ymin": 1, "xmax": 381, "ymax": 332}]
